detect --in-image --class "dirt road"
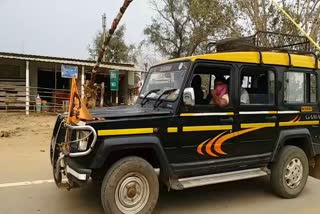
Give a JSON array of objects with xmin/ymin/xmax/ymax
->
[{"xmin": 0, "ymin": 113, "xmax": 320, "ymax": 214}]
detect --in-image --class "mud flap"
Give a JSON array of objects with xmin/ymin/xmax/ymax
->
[{"xmin": 310, "ymin": 155, "xmax": 320, "ymax": 179}]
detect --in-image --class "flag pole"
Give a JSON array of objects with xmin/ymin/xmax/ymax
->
[{"xmin": 271, "ymin": 0, "xmax": 320, "ymax": 51}]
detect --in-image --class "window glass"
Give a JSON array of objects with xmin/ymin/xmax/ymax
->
[
  {"xmin": 284, "ymin": 72, "xmax": 305, "ymax": 103},
  {"xmin": 140, "ymin": 61, "xmax": 190, "ymax": 101},
  {"xmin": 310, "ymin": 73, "xmax": 317, "ymax": 103},
  {"xmin": 240, "ymin": 68, "xmax": 275, "ymax": 105}
]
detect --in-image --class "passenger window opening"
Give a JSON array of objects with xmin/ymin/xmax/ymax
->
[
  {"xmin": 284, "ymin": 72, "xmax": 317, "ymax": 104},
  {"xmin": 309, "ymin": 73, "xmax": 317, "ymax": 103},
  {"xmin": 190, "ymin": 65, "xmax": 231, "ymax": 108},
  {"xmin": 240, "ymin": 67, "xmax": 275, "ymax": 105}
]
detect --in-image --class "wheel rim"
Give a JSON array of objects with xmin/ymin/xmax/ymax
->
[
  {"xmin": 115, "ymin": 172, "xmax": 150, "ymax": 214},
  {"xmin": 285, "ymin": 158, "xmax": 303, "ymax": 189}
]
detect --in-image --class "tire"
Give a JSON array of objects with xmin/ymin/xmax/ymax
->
[
  {"xmin": 101, "ymin": 156, "xmax": 159, "ymax": 214},
  {"xmin": 270, "ymin": 145, "xmax": 309, "ymax": 199}
]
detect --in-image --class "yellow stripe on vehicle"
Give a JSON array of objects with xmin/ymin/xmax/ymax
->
[
  {"xmin": 183, "ymin": 125, "xmax": 232, "ymax": 132},
  {"xmin": 268, "ymin": 111, "xmax": 278, "ymax": 114},
  {"xmin": 98, "ymin": 128, "xmax": 154, "ymax": 136},
  {"xmin": 239, "ymin": 111, "xmax": 299, "ymax": 115},
  {"xmin": 181, "ymin": 111, "xmax": 301, "ymax": 117},
  {"xmin": 241, "ymin": 123, "xmax": 276, "ymax": 129},
  {"xmin": 279, "ymin": 121, "xmax": 319, "ymax": 127},
  {"xmin": 167, "ymin": 127, "xmax": 178, "ymax": 133},
  {"xmin": 180, "ymin": 112, "xmax": 234, "ymax": 117}
]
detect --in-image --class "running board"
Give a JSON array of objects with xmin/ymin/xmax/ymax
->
[{"xmin": 178, "ymin": 168, "xmax": 269, "ymax": 189}]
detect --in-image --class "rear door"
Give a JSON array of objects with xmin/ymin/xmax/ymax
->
[{"xmin": 235, "ymin": 65, "xmax": 278, "ymax": 160}]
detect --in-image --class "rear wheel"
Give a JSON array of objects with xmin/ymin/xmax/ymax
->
[
  {"xmin": 270, "ymin": 146, "xmax": 309, "ymax": 198},
  {"xmin": 101, "ymin": 156, "xmax": 159, "ymax": 214}
]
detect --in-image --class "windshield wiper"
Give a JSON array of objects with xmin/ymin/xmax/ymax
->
[
  {"xmin": 141, "ymin": 89, "xmax": 161, "ymax": 107},
  {"xmin": 153, "ymin": 88, "xmax": 178, "ymax": 109}
]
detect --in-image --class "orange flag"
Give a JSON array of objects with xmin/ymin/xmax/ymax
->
[{"xmin": 67, "ymin": 78, "xmax": 93, "ymax": 124}]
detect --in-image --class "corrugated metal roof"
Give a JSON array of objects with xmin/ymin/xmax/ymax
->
[{"xmin": 0, "ymin": 52, "xmax": 142, "ymax": 72}]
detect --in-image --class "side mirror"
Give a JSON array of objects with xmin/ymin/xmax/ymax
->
[{"xmin": 183, "ymin": 87, "xmax": 195, "ymax": 106}]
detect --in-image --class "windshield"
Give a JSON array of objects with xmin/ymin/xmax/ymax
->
[{"xmin": 140, "ymin": 61, "xmax": 190, "ymax": 101}]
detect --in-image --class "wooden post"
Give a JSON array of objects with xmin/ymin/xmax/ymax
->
[
  {"xmin": 116, "ymin": 91, "xmax": 118, "ymax": 105},
  {"xmin": 54, "ymin": 64, "xmax": 57, "ymax": 112},
  {"xmin": 26, "ymin": 61, "xmax": 30, "ymax": 115},
  {"xmin": 100, "ymin": 82, "xmax": 105, "ymax": 107},
  {"xmin": 81, "ymin": 66, "xmax": 85, "ymax": 99}
]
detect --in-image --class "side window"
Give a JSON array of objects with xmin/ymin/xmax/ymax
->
[
  {"xmin": 309, "ymin": 73, "xmax": 317, "ymax": 103},
  {"xmin": 240, "ymin": 67, "xmax": 275, "ymax": 105},
  {"xmin": 191, "ymin": 64, "xmax": 231, "ymax": 107},
  {"xmin": 284, "ymin": 72, "xmax": 317, "ymax": 104},
  {"xmin": 284, "ymin": 72, "xmax": 305, "ymax": 103}
]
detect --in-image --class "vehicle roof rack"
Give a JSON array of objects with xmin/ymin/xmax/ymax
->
[{"xmin": 208, "ymin": 31, "xmax": 319, "ymax": 69}]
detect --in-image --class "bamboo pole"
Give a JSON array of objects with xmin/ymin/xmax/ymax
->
[
  {"xmin": 271, "ymin": 0, "xmax": 320, "ymax": 51},
  {"xmin": 84, "ymin": 0, "xmax": 134, "ymax": 108}
]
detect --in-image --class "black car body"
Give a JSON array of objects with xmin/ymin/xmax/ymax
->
[{"xmin": 51, "ymin": 51, "xmax": 320, "ymax": 213}]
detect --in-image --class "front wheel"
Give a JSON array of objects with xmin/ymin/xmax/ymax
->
[
  {"xmin": 270, "ymin": 146, "xmax": 309, "ymax": 199},
  {"xmin": 101, "ymin": 156, "xmax": 159, "ymax": 214}
]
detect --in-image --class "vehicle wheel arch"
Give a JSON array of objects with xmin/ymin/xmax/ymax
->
[
  {"xmin": 90, "ymin": 135, "xmax": 173, "ymax": 187},
  {"xmin": 271, "ymin": 129, "xmax": 315, "ymax": 162}
]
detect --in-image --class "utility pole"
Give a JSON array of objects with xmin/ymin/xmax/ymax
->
[{"xmin": 102, "ymin": 13, "xmax": 107, "ymax": 62}]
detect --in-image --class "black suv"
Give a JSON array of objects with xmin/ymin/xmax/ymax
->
[{"xmin": 51, "ymin": 51, "xmax": 320, "ymax": 214}]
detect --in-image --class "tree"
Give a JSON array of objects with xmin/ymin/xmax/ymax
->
[
  {"xmin": 234, "ymin": 0, "xmax": 320, "ymax": 43},
  {"xmin": 144, "ymin": 0, "xmax": 239, "ymax": 58},
  {"xmin": 88, "ymin": 25, "xmax": 137, "ymax": 63}
]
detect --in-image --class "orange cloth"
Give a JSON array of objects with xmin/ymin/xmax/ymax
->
[{"xmin": 67, "ymin": 78, "xmax": 93, "ymax": 124}]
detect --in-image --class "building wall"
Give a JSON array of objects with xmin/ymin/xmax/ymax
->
[{"xmin": 0, "ymin": 57, "xmax": 139, "ymax": 108}]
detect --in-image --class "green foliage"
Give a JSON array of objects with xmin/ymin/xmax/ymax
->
[
  {"xmin": 144, "ymin": 0, "xmax": 240, "ymax": 58},
  {"xmin": 235, "ymin": 0, "xmax": 320, "ymax": 40},
  {"xmin": 88, "ymin": 25, "xmax": 137, "ymax": 64},
  {"xmin": 144, "ymin": 0, "xmax": 320, "ymax": 59}
]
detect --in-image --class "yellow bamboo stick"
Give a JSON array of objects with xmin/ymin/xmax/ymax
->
[{"xmin": 271, "ymin": 0, "xmax": 320, "ymax": 51}]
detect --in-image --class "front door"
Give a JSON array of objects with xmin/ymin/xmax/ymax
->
[{"xmin": 171, "ymin": 62, "xmax": 237, "ymax": 177}]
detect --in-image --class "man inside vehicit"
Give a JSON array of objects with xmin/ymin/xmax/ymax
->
[{"xmin": 191, "ymin": 75, "xmax": 229, "ymax": 108}]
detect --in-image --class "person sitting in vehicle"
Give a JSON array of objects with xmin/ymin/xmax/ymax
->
[
  {"xmin": 212, "ymin": 77, "xmax": 229, "ymax": 108},
  {"xmin": 240, "ymin": 75, "xmax": 250, "ymax": 104},
  {"xmin": 191, "ymin": 75, "xmax": 211, "ymax": 105}
]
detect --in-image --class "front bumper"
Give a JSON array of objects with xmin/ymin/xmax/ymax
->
[
  {"xmin": 51, "ymin": 119, "xmax": 97, "ymax": 189},
  {"xmin": 63, "ymin": 157, "xmax": 92, "ymax": 188}
]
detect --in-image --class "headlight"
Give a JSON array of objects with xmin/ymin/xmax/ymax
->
[{"xmin": 77, "ymin": 131, "xmax": 89, "ymax": 151}]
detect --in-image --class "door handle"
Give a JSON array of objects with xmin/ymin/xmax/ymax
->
[
  {"xmin": 220, "ymin": 118, "xmax": 234, "ymax": 123},
  {"xmin": 265, "ymin": 116, "xmax": 277, "ymax": 122}
]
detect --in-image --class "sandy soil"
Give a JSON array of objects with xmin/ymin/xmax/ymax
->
[
  {"xmin": 0, "ymin": 113, "xmax": 57, "ymax": 139},
  {"xmin": 1, "ymin": 113, "xmax": 320, "ymax": 214},
  {"xmin": 0, "ymin": 113, "xmax": 58, "ymax": 183}
]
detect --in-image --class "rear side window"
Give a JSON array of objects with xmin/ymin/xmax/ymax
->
[
  {"xmin": 284, "ymin": 72, "xmax": 317, "ymax": 104},
  {"xmin": 240, "ymin": 67, "xmax": 275, "ymax": 105},
  {"xmin": 310, "ymin": 73, "xmax": 317, "ymax": 103}
]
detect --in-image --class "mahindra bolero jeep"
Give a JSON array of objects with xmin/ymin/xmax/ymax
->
[{"xmin": 51, "ymin": 50, "xmax": 320, "ymax": 214}]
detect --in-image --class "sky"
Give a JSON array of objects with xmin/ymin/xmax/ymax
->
[{"xmin": 0, "ymin": 0, "xmax": 155, "ymax": 59}]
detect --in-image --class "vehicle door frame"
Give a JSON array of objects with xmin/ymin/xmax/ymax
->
[
  {"xmin": 235, "ymin": 63, "xmax": 279, "ymax": 160},
  {"xmin": 170, "ymin": 60, "xmax": 244, "ymax": 178}
]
